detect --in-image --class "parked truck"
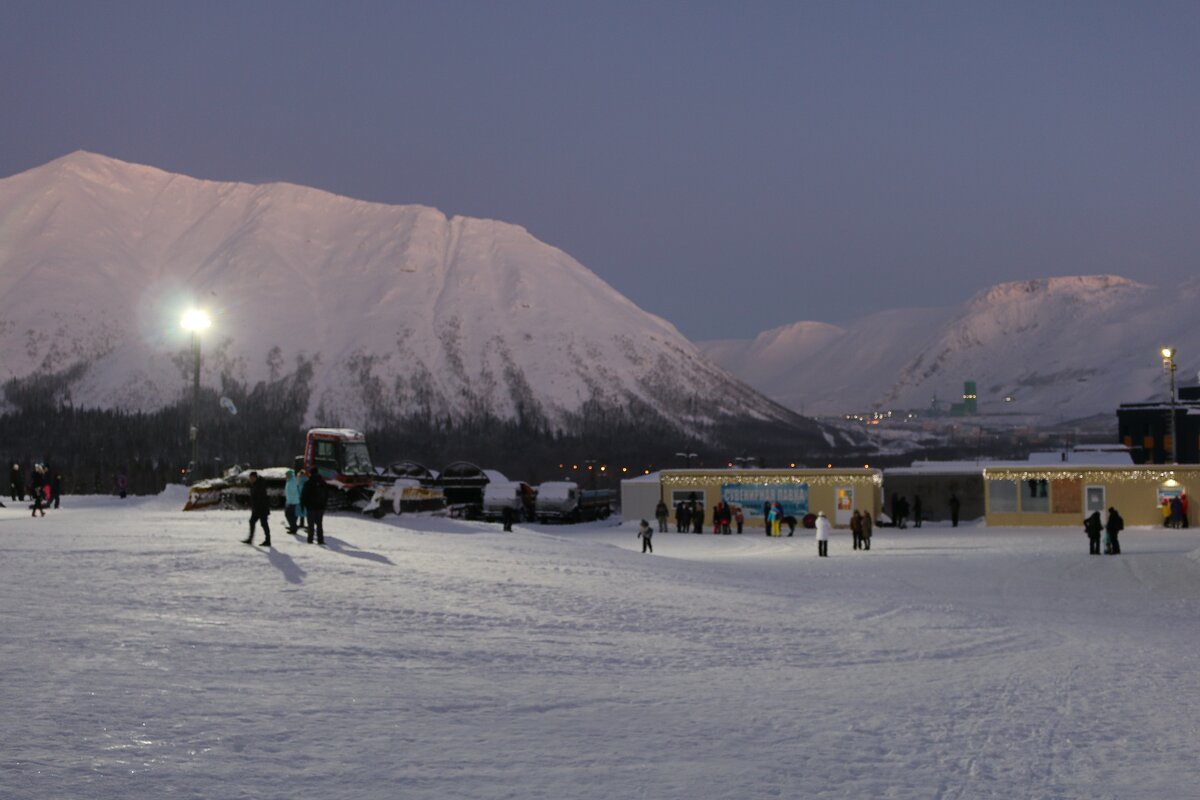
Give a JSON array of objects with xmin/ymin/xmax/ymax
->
[{"xmin": 534, "ymin": 481, "xmax": 615, "ymax": 523}]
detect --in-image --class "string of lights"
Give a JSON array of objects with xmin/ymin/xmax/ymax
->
[
  {"xmin": 982, "ymin": 468, "xmax": 1200, "ymax": 483},
  {"xmin": 661, "ymin": 470, "xmax": 883, "ymax": 488}
]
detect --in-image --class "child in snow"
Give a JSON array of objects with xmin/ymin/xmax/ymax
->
[{"xmin": 637, "ymin": 519, "xmax": 653, "ymax": 553}]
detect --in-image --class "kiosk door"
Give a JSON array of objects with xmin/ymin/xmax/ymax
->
[{"xmin": 835, "ymin": 487, "xmax": 854, "ymax": 526}]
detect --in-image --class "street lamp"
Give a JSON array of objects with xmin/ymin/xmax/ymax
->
[
  {"xmin": 1161, "ymin": 347, "xmax": 1178, "ymax": 464},
  {"xmin": 675, "ymin": 451, "xmax": 698, "ymax": 468},
  {"xmin": 181, "ymin": 309, "xmax": 212, "ymax": 483}
]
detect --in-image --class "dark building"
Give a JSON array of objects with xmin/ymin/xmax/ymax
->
[{"xmin": 1117, "ymin": 385, "xmax": 1200, "ymax": 464}]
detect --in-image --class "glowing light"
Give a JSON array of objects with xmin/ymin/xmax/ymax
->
[
  {"xmin": 1162, "ymin": 347, "xmax": 1176, "ymax": 359},
  {"xmin": 180, "ymin": 308, "xmax": 212, "ymax": 331}
]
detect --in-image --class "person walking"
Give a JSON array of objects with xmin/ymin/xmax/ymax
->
[
  {"xmin": 51, "ymin": 470, "xmax": 63, "ymax": 509},
  {"xmin": 861, "ymin": 511, "xmax": 873, "ymax": 550},
  {"xmin": 949, "ymin": 493, "xmax": 961, "ymax": 528},
  {"xmin": 30, "ymin": 464, "xmax": 46, "ymax": 518},
  {"xmin": 912, "ymin": 496, "xmax": 923, "ymax": 528},
  {"xmin": 734, "ymin": 506, "xmax": 744, "ymax": 534},
  {"xmin": 637, "ymin": 519, "xmax": 654, "ymax": 553},
  {"xmin": 283, "ymin": 469, "xmax": 301, "ymax": 534},
  {"xmin": 655, "ymin": 500, "xmax": 669, "ymax": 533},
  {"xmin": 850, "ymin": 510, "xmax": 863, "ymax": 550},
  {"xmin": 242, "ymin": 471, "xmax": 271, "ymax": 547},
  {"xmin": 1105, "ymin": 507, "xmax": 1124, "ymax": 555},
  {"xmin": 116, "ymin": 471, "xmax": 128, "ymax": 499},
  {"xmin": 815, "ymin": 510, "xmax": 831, "ymax": 557},
  {"xmin": 301, "ymin": 468, "xmax": 329, "ymax": 545},
  {"xmin": 692, "ymin": 502, "xmax": 705, "ymax": 534},
  {"xmin": 1084, "ymin": 510, "xmax": 1103, "ymax": 555},
  {"xmin": 9, "ymin": 463, "xmax": 22, "ymax": 502},
  {"xmin": 295, "ymin": 468, "xmax": 309, "ymax": 530}
]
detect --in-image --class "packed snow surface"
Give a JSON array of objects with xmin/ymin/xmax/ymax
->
[{"xmin": 3, "ymin": 490, "xmax": 1200, "ymax": 799}]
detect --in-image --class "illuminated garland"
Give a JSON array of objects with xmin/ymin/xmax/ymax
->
[
  {"xmin": 983, "ymin": 468, "xmax": 1199, "ymax": 483},
  {"xmin": 661, "ymin": 471, "xmax": 883, "ymax": 487}
]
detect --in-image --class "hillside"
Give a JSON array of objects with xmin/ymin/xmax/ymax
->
[
  {"xmin": 0, "ymin": 152, "xmax": 810, "ymax": 440},
  {"xmin": 702, "ymin": 276, "xmax": 1199, "ymax": 418}
]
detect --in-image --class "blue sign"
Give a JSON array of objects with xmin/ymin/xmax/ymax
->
[{"xmin": 721, "ymin": 483, "xmax": 809, "ymax": 519}]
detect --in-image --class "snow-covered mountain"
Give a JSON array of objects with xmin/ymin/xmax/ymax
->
[
  {"xmin": 702, "ymin": 275, "xmax": 1200, "ymax": 419},
  {"xmin": 0, "ymin": 152, "xmax": 804, "ymax": 432}
]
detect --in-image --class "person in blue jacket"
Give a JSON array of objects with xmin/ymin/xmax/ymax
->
[{"xmin": 284, "ymin": 469, "xmax": 302, "ymax": 534}]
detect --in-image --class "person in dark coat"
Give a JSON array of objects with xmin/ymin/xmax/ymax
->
[
  {"xmin": 501, "ymin": 505, "xmax": 516, "ymax": 532},
  {"xmin": 861, "ymin": 512, "xmax": 873, "ymax": 550},
  {"xmin": 675, "ymin": 500, "xmax": 689, "ymax": 533},
  {"xmin": 1169, "ymin": 496, "xmax": 1184, "ymax": 529},
  {"xmin": 300, "ymin": 468, "xmax": 329, "ymax": 545},
  {"xmin": 30, "ymin": 464, "xmax": 46, "ymax": 518},
  {"xmin": 51, "ymin": 470, "xmax": 63, "ymax": 509},
  {"xmin": 1105, "ymin": 507, "xmax": 1124, "ymax": 555},
  {"xmin": 242, "ymin": 471, "xmax": 271, "ymax": 547},
  {"xmin": 912, "ymin": 496, "xmax": 923, "ymax": 528},
  {"xmin": 1084, "ymin": 511, "xmax": 1103, "ymax": 555},
  {"xmin": 692, "ymin": 502, "xmax": 705, "ymax": 534},
  {"xmin": 655, "ymin": 500, "xmax": 669, "ymax": 533},
  {"xmin": 850, "ymin": 510, "xmax": 863, "ymax": 550},
  {"xmin": 949, "ymin": 494, "xmax": 961, "ymax": 527},
  {"xmin": 10, "ymin": 463, "xmax": 23, "ymax": 502}
]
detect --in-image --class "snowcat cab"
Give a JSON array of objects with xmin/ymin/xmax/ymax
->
[{"xmin": 304, "ymin": 428, "xmax": 375, "ymax": 502}]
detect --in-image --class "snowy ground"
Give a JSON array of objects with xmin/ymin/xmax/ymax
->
[{"xmin": 3, "ymin": 490, "xmax": 1200, "ymax": 799}]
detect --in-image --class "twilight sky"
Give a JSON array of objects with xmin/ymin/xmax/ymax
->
[{"xmin": 3, "ymin": 1, "xmax": 1198, "ymax": 340}]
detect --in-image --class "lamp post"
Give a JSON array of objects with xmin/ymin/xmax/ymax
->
[
  {"xmin": 1161, "ymin": 347, "xmax": 1178, "ymax": 464},
  {"xmin": 675, "ymin": 451, "xmax": 698, "ymax": 468},
  {"xmin": 181, "ymin": 309, "xmax": 212, "ymax": 483}
]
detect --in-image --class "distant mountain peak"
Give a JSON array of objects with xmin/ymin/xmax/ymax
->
[
  {"xmin": 967, "ymin": 275, "xmax": 1146, "ymax": 310},
  {"xmin": 702, "ymin": 273, "xmax": 1197, "ymax": 418}
]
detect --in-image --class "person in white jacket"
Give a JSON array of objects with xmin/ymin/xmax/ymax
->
[{"xmin": 814, "ymin": 510, "xmax": 832, "ymax": 557}]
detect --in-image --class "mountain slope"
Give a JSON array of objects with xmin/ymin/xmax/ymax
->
[
  {"xmin": 0, "ymin": 152, "xmax": 806, "ymax": 434},
  {"xmin": 702, "ymin": 276, "xmax": 1200, "ymax": 418}
]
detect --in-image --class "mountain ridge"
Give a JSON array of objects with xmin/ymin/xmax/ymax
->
[
  {"xmin": 0, "ymin": 152, "xmax": 812, "ymax": 440},
  {"xmin": 701, "ymin": 275, "xmax": 1199, "ymax": 419}
]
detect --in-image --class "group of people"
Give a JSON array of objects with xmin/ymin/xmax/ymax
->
[
  {"xmin": 1160, "ymin": 494, "xmax": 1189, "ymax": 528},
  {"xmin": 9, "ymin": 462, "xmax": 62, "ymax": 517},
  {"xmin": 642, "ymin": 509, "xmax": 836, "ymax": 556},
  {"xmin": 1083, "ymin": 508, "xmax": 1124, "ymax": 555},
  {"xmin": 663, "ymin": 499, "xmax": 748, "ymax": 534},
  {"xmin": 243, "ymin": 466, "xmax": 329, "ymax": 548},
  {"xmin": 889, "ymin": 493, "xmax": 923, "ymax": 528}
]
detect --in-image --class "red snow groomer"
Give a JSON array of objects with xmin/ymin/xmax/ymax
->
[{"xmin": 302, "ymin": 428, "xmax": 376, "ymax": 505}]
